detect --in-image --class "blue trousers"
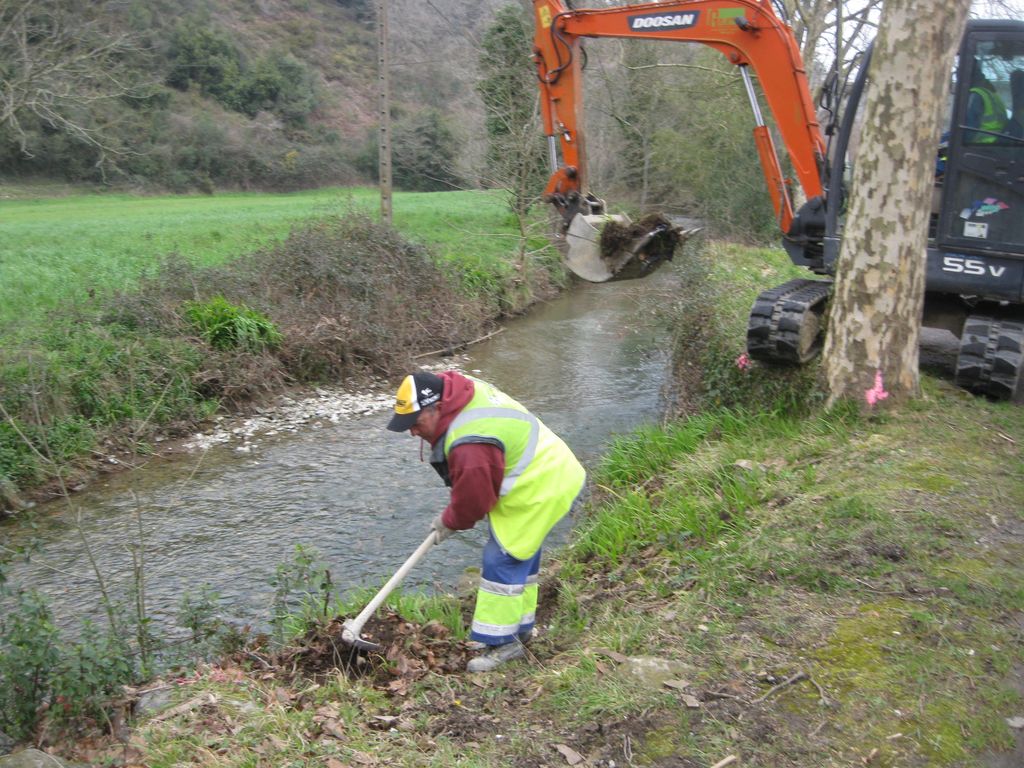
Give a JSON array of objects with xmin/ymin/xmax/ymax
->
[{"xmin": 470, "ymin": 531, "xmax": 541, "ymax": 646}]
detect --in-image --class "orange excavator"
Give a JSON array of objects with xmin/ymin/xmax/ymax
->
[{"xmin": 533, "ymin": 0, "xmax": 1024, "ymax": 400}]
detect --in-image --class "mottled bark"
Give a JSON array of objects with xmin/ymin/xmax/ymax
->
[{"xmin": 822, "ymin": 0, "xmax": 970, "ymax": 408}]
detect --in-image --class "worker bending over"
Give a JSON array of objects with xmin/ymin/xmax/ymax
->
[{"xmin": 387, "ymin": 370, "xmax": 585, "ymax": 672}]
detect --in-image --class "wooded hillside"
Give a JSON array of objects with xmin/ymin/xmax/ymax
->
[
  {"xmin": 0, "ymin": 0, "xmax": 506, "ymax": 192},
  {"xmin": 0, "ymin": 0, "xmax": 832, "ymax": 238}
]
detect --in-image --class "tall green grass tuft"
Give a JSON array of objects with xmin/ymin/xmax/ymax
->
[
  {"xmin": 385, "ymin": 591, "xmax": 469, "ymax": 640},
  {"xmin": 184, "ymin": 297, "xmax": 283, "ymax": 352},
  {"xmin": 567, "ymin": 406, "xmax": 863, "ymax": 599}
]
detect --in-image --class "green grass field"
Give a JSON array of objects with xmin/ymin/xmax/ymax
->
[{"xmin": 0, "ymin": 187, "xmax": 518, "ymax": 332}]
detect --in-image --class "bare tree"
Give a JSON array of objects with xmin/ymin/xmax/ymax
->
[
  {"xmin": 822, "ymin": 0, "xmax": 972, "ymax": 406},
  {"xmin": 476, "ymin": 4, "xmax": 546, "ymax": 219},
  {"xmin": 0, "ymin": 0, "xmax": 146, "ymax": 161},
  {"xmin": 476, "ymin": 4, "xmax": 551, "ymax": 275},
  {"xmin": 784, "ymin": 0, "xmax": 882, "ymax": 94},
  {"xmin": 970, "ymin": 0, "xmax": 1024, "ymax": 20}
]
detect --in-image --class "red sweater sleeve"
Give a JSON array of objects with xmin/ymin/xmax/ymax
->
[{"xmin": 440, "ymin": 443, "xmax": 505, "ymax": 530}]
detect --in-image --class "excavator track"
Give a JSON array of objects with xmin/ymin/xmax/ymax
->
[
  {"xmin": 954, "ymin": 315, "xmax": 1024, "ymax": 402},
  {"xmin": 746, "ymin": 278, "xmax": 833, "ymax": 365}
]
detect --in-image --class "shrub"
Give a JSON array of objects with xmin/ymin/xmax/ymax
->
[
  {"xmin": 233, "ymin": 54, "xmax": 320, "ymax": 126},
  {"xmin": 50, "ymin": 621, "xmax": 134, "ymax": 729},
  {"xmin": 238, "ymin": 212, "xmax": 489, "ymax": 378},
  {"xmin": 114, "ymin": 212, "xmax": 489, "ymax": 382},
  {"xmin": 269, "ymin": 544, "xmax": 333, "ymax": 643},
  {"xmin": 184, "ymin": 296, "xmax": 283, "ymax": 353},
  {"xmin": 178, "ymin": 584, "xmax": 223, "ymax": 645},
  {"xmin": 0, "ymin": 595, "xmax": 137, "ymax": 738},
  {"xmin": 0, "ymin": 591, "xmax": 61, "ymax": 740},
  {"xmin": 166, "ymin": 21, "xmax": 244, "ymax": 107},
  {"xmin": 166, "ymin": 21, "xmax": 319, "ymax": 130},
  {"xmin": 0, "ymin": 321, "xmax": 213, "ymax": 500}
]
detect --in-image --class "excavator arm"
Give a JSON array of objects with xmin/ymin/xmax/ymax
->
[{"xmin": 533, "ymin": 0, "xmax": 828, "ymax": 280}]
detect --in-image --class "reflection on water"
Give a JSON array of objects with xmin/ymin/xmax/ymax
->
[{"xmin": 2, "ymin": 271, "xmax": 679, "ymax": 632}]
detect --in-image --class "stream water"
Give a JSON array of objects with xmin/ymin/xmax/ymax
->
[{"xmin": 2, "ymin": 271, "xmax": 680, "ymax": 634}]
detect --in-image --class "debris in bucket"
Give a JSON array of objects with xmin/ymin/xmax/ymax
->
[{"xmin": 598, "ymin": 212, "xmax": 682, "ymax": 266}]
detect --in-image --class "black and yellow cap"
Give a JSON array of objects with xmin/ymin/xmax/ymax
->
[{"xmin": 386, "ymin": 372, "xmax": 444, "ymax": 432}]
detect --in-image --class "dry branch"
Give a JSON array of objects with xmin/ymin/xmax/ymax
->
[
  {"xmin": 412, "ymin": 327, "xmax": 505, "ymax": 359},
  {"xmin": 752, "ymin": 670, "xmax": 808, "ymax": 704}
]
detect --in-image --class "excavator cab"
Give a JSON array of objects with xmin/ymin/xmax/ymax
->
[
  {"xmin": 927, "ymin": 22, "xmax": 1024, "ymax": 400},
  {"xmin": 755, "ymin": 20, "xmax": 1024, "ymax": 398},
  {"xmin": 788, "ymin": 20, "xmax": 1024, "ymax": 397},
  {"xmin": 934, "ymin": 26, "xmax": 1024, "ymax": 285}
]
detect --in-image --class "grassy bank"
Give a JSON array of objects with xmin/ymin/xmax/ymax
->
[
  {"xmin": 105, "ymin": 388, "xmax": 1021, "ymax": 768},
  {"xmin": 0, "ymin": 188, "xmax": 557, "ymax": 507},
  {"xmin": 112, "ymin": 244, "xmax": 1022, "ymax": 768}
]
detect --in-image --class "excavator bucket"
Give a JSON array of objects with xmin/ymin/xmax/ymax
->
[{"xmin": 564, "ymin": 212, "xmax": 698, "ymax": 282}]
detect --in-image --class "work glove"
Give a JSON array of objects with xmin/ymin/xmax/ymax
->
[{"xmin": 431, "ymin": 513, "xmax": 455, "ymax": 544}]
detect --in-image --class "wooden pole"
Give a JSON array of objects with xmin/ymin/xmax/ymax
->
[{"xmin": 377, "ymin": 0, "xmax": 392, "ymax": 224}]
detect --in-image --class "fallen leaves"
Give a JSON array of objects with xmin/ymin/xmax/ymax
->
[
  {"xmin": 680, "ymin": 694, "xmax": 701, "ymax": 709},
  {"xmin": 313, "ymin": 704, "xmax": 346, "ymax": 740},
  {"xmin": 661, "ymin": 678, "xmax": 701, "ymax": 708},
  {"xmin": 316, "ymin": 704, "xmax": 342, "ymax": 720},
  {"xmin": 278, "ymin": 611, "xmax": 474, "ymax": 685},
  {"xmin": 321, "ymin": 719, "xmax": 347, "ymax": 740},
  {"xmin": 252, "ymin": 734, "xmax": 289, "ymax": 756},
  {"xmin": 271, "ymin": 686, "xmax": 294, "ymax": 705},
  {"xmin": 593, "ymin": 648, "xmax": 629, "ymax": 664},
  {"xmin": 387, "ymin": 678, "xmax": 410, "ymax": 696},
  {"xmin": 659, "ymin": 679, "xmax": 700, "ymax": 708}
]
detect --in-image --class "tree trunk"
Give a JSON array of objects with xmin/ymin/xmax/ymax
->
[{"xmin": 822, "ymin": 0, "xmax": 970, "ymax": 408}]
